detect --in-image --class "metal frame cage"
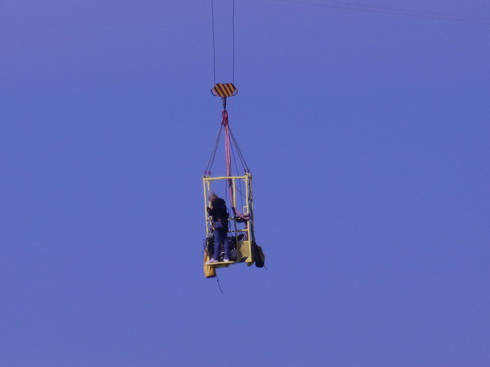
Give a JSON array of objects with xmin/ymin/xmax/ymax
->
[{"xmin": 203, "ymin": 172, "xmax": 254, "ymax": 268}]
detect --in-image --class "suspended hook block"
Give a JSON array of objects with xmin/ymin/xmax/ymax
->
[{"xmin": 211, "ymin": 83, "xmax": 238, "ymax": 97}]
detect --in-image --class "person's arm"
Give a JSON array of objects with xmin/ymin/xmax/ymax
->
[{"xmin": 207, "ymin": 203, "xmax": 215, "ymax": 219}]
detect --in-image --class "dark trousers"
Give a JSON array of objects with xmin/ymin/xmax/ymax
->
[{"xmin": 213, "ymin": 229, "xmax": 229, "ymax": 260}]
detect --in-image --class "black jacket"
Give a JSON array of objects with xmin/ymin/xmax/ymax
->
[{"xmin": 208, "ymin": 198, "xmax": 229, "ymax": 222}]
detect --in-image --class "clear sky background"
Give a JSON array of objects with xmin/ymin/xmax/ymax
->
[{"xmin": 1, "ymin": 1, "xmax": 489, "ymax": 366}]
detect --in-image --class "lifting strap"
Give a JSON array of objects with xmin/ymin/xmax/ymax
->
[
  {"xmin": 222, "ymin": 109, "xmax": 250, "ymax": 220},
  {"xmin": 204, "ymin": 106, "xmax": 250, "ymax": 220},
  {"xmin": 222, "ymin": 110, "xmax": 234, "ymax": 211}
]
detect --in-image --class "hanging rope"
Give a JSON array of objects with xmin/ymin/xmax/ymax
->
[{"xmin": 215, "ymin": 272, "xmax": 224, "ymax": 294}]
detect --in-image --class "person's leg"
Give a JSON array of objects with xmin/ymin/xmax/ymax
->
[
  {"xmin": 213, "ymin": 230, "xmax": 220, "ymax": 260},
  {"xmin": 222, "ymin": 231, "xmax": 229, "ymax": 260}
]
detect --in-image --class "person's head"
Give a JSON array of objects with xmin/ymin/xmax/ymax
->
[{"xmin": 207, "ymin": 191, "xmax": 218, "ymax": 202}]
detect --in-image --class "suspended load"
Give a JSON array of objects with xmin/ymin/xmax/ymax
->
[
  {"xmin": 202, "ymin": 92, "xmax": 264, "ymax": 278},
  {"xmin": 202, "ymin": 0, "xmax": 264, "ymax": 278}
]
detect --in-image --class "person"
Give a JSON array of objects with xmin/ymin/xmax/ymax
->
[{"xmin": 206, "ymin": 191, "xmax": 230, "ymax": 263}]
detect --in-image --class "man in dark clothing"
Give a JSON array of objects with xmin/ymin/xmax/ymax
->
[{"xmin": 206, "ymin": 191, "xmax": 230, "ymax": 263}]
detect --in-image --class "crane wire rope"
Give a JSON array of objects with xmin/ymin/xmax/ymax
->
[
  {"xmin": 210, "ymin": 0, "xmax": 236, "ymax": 85},
  {"xmin": 272, "ymin": 0, "xmax": 490, "ymax": 25},
  {"xmin": 210, "ymin": 0, "xmax": 216, "ymax": 84},
  {"xmin": 232, "ymin": 0, "xmax": 236, "ymax": 84}
]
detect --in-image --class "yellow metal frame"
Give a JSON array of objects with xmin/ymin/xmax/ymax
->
[{"xmin": 203, "ymin": 172, "xmax": 254, "ymax": 268}]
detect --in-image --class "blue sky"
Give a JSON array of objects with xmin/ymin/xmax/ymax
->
[{"xmin": 1, "ymin": 1, "xmax": 489, "ymax": 366}]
